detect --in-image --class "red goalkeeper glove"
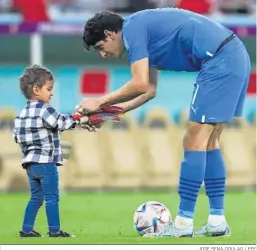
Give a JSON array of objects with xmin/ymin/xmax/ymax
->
[{"xmin": 73, "ymin": 105, "xmax": 124, "ymax": 125}]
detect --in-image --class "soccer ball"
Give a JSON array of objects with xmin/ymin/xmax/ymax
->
[{"xmin": 133, "ymin": 201, "xmax": 172, "ymax": 236}]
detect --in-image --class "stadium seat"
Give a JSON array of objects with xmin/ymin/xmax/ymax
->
[
  {"xmin": 0, "ymin": 108, "xmax": 27, "ymax": 191},
  {"xmin": 62, "ymin": 128, "xmax": 106, "ymax": 190},
  {"xmin": 59, "ymin": 130, "xmax": 74, "ymax": 190},
  {"xmin": 0, "ymin": 129, "xmax": 28, "ymax": 191},
  {"xmin": 220, "ymin": 118, "xmax": 256, "ymax": 187},
  {"xmin": 0, "ymin": 108, "xmax": 15, "ymax": 129},
  {"xmin": 248, "ymin": 114, "xmax": 256, "ymax": 186},
  {"xmin": 0, "ymin": 108, "xmax": 16, "ymax": 119},
  {"xmin": 177, "ymin": 108, "xmax": 190, "ymax": 127},
  {"xmin": 103, "ymin": 114, "xmax": 144, "ymax": 189},
  {"xmin": 140, "ymin": 106, "xmax": 183, "ymax": 188}
]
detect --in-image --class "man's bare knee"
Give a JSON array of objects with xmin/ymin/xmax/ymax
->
[
  {"xmin": 207, "ymin": 124, "xmax": 224, "ymax": 151},
  {"xmin": 183, "ymin": 122, "xmax": 214, "ymax": 151}
]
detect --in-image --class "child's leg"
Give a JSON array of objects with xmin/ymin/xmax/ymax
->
[
  {"xmin": 39, "ymin": 163, "xmax": 60, "ymax": 233},
  {"xmin": 22, "ymin": 167, "xmax": 44, "ymax": 233}
]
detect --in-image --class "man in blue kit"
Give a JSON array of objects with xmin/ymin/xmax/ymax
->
[{"xmin": 80, "ymin": 8, "xmax": 251, "ymax": 237}]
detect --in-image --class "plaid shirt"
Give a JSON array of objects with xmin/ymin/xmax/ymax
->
[{"xmin": 13, "ymin": 100, "xmax": 76, "ymax": 167}]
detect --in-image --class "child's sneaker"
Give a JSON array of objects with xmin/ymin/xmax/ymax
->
[
  {"xmin": 19, "ymin": 230, "xmax": 43, "ymax": 238},
  {"xmin": 48, "ymin": 230, "xmax": 75, "ymax": 238}
]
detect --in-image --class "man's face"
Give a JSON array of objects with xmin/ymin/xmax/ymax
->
[{"xmin": 94, "ymin": 31, "xmax": 124, "ymax": 59}]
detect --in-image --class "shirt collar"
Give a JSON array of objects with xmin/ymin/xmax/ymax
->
[{"xmin": 27, "ymin": 100, "xmax": 44, "ymax": 105}]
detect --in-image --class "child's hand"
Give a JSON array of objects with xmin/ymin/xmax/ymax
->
[
  {"xmin": 72, "ymin": 112, "xmax": 89, "ymax": 124},
  {"xmin": 72, "ymin": 112, "xmax": 98, "ymax": 132}
]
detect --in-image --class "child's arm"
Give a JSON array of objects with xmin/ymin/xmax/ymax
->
[
  {"xmin": 13, "ymin": 127, "xmax": 18, "ymax": 143},
  {"xmin": 41, "ymin": 104, "xmax": 78, "ymax": 131}
]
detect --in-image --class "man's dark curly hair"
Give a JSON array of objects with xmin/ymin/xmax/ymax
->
[{"xmin": 83, "ymin": 11, "xmax": 124, "ymax": 51}]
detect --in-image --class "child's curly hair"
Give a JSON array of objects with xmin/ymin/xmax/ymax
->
[{"xmin": 19, "ymin": 64, "xmax": 53, "ymax": 99}]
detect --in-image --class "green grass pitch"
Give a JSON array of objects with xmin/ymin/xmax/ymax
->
[{"xmin": 0, "ymin": 190, "xmax": 255, "ymax": 244}]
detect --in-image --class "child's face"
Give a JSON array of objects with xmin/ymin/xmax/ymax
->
[{"xmin": 33, "ymin": 80, "xmax": 54, "ymax": 104}]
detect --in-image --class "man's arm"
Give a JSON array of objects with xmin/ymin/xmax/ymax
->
[
  {"xmin": 99, "ymin": 58, "xmax": 150, "ymax": 106},
  {"xmin": 79, "ymin": 19, "xmax": 151, "ymax": 114},
  {"xmin": 115, "ymin": 68, "xmax": 158, "ymax": 112}
]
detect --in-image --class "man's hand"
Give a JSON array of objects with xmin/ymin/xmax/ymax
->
[
  {"xmin": 73, "ymin": 104, "xmax": 123, "ymax": 132},
  {"xmin": 79, "ymin": 98, "xmax": 103, "ymax": 114}
]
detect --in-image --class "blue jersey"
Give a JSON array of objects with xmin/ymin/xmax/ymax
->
[{"xmin": 122, "ymin": 8, "xmax": 233, "ymax": 71}]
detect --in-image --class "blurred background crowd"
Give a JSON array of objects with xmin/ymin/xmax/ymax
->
[
  {"xmin": 0, "ymin": 0, "xmax": 255, "ymax": 192},
  {"xmin": 0, "ymin": 0, "xmax": 256, "ymax": 22}
]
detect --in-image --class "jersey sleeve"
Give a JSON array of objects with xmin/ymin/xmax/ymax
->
[{"xmin": 122, "ymin": 19, "xmax": 149, "ymax": 65}]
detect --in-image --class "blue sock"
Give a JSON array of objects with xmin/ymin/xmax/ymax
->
[
  {"xmin": 204, "ymin": 149, "xmax": 226, "ymax": 216},
  {"xmin": 178, "ymin": 151, "xmax": 207, "ymax": 219}
]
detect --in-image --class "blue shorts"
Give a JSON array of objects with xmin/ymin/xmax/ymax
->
[{"xmin": 189, "ymin": 36, "xmax": 251, "ymax": 123}]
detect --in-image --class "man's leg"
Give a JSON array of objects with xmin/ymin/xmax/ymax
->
[
  {"xmin": 195, "ymin": 124, "xmax": 230, "ymax": 236},
  {"xmin": 205, "ymin": 124, "xmax": 226, "ymax": 222},
  {"xmin": 145, "ymin": 121, "xmax": 215, "ymax": 237},
  {"xmin": 21, "ymin": 167, "xmax": 44, "ymax": 235},
  {"xmin": 174, "ymin": 122, "xmax": 213, "ymax": 230}
]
